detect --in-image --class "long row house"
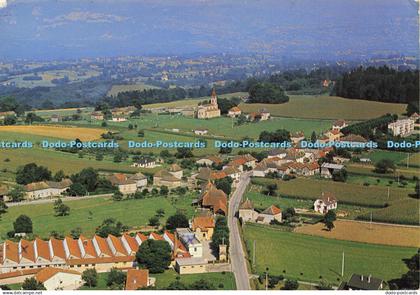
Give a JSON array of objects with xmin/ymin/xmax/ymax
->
[{"xmin": 0, "ymin": 231, "xmax": 191, "ymax": 274}]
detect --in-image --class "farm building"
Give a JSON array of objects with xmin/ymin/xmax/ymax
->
[
  {"xmin": 197, "ymin": 182, "xmax": 227, "ymax": 215},
  {"xmin": 320, "ymin": 163, "xmax": 344, "ymax": 178},
  {"xmin": 196, "ymin": 156, "xmax": 223, "ymax": 166},
  {"xmin": 131, "ymin": 157, "xmax": 156, "ymax": 168},
  {"xmin": 24, "ymin": 179, "xmax": 72, "ymax": 200},
  {"xmin": 239, "ymin": 200, "xmax": 282, "ymax": 224},
  {"xmin": 153, "ymin": 170, "xmax": 182, "ymax": 189},
  {"xmin": 227, "ymin": 106, "xmax": 242, "ymax": 118}
]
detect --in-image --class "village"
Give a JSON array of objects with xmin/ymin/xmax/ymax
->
[{"xmin": 0, "ymin": 88, "xmax": 419, "ymax": 290}]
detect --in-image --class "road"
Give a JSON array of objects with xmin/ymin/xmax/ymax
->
[
  {"xmin": 228, "ymin": 171, "xmax": 252, "ymax": 290},
  {"xmin": 6, "ymin": 193, "xmax": 112, "ymax": 207}
]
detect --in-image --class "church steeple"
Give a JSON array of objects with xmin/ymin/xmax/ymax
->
[{"xmin": 210, "ymin": 87, "xmax": 217, "ymax": 106}]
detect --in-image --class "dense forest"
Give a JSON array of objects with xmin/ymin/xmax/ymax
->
[{"xmin": 333, "ymin": 66, "xmax": 419, "ymax": 114}]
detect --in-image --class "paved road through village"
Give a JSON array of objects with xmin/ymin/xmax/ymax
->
[{"xmin": 228, "ymin": 171, "xmax": 252, "ymax": 290}]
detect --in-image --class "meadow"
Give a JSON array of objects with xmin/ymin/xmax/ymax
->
[
  {"xmin": 243, "ymin": 223, "xmax": 416, "ymax": 284},
  {"xmin": 0, "ymin": 194, "xmax": 197, "ymax": 239},
  {"xmin": 239, "ymin": 95, "xmax": 407, "ymax": 120}
]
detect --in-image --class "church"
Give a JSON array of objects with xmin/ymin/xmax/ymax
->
[{"xmin": 196, "ymin": 88, "xmax": 221, "ymax": 119}]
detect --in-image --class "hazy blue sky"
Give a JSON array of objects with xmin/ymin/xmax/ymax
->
[{"xmin": 0, "ymin": 0, "xmax": 418, "ymax": 60}]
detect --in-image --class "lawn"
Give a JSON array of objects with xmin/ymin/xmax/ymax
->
[
  {"xmin": 0, "ymin": 194, "xmax": 197, "ymax": 239},
  {"xmin": 79, "ymin": 270, "xmax": 236, "ymax": 290},
  {"xmin": 239, "ymin": 95, "xmax": 407, "ymax": 120},
  {"xmin": 244, "ymin": 223, "xmax": 416, "ymax": 284}
]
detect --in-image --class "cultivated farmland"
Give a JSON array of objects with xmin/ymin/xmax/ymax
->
[
  {"xmin": 0, "ymin": 125, "xmax": 105, "ymax": 141},
  {"xmin": 239, "ymin": 95, "xmax": 407, "ymax": 120},
  {"xmin": 294, "ymin": 219, "xmax": 420, "ymax": 248},
  {"xmin": 244, "ymin": 223, "xmax": 416, "ymax": 284}
]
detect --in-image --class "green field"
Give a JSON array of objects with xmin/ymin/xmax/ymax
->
[
  {"xmin": 143, "ymin": 92, "xmax": 247, "ymax": 109},
  {"xmin": 251, "ymin": 177, "xmax": 419, "ymax": 225},
  {"xmin": 244, "ymin": 223, "xmax": 416, "ymax": 284},
  {"xmin": 79, "ymin": 270, "xmax": 236, "ymax": 290},
  {"xmin": 252, "ymin": 178, "xmax": 411, "ymax": 207},
  {"xmin": 107, "ymin": 83, "xmax": 161, "ymax": 96},
  {"xmin": 245, "ymin": 191, "xmax": 371, "ymax": 220},
  {"xmin": 0, "ymin": 195, "xmax": 197, "ymax": 239},
  {"xmin": 239, "ymin": 95, "xmax": 407, "ymax": 120}
]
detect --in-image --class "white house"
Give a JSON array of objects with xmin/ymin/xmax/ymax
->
[
  {"xmin": 194, "ymin": 129, "xmax": 208, "ymax": 136},
  {"xmin": 131, "ymin": 157, "xmax": 156, "ymax": 168},
  {"xmin": 35, "ymin": 268, "xmax": 82, "ymax": 290},
  {"xmin": 314, "ymin": 192, "xmax": 337, "ymax": 214},
  {"xmin": 388, "ymin": 119, "xmax": 415, "ymax": 137}
]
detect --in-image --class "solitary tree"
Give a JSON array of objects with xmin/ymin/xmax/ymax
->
[
  {"xmin": 13, "ymin": 215, "xmax": 33, "ymax": 234},
  {"xmin": 54, "ymin": 198, "xmax": 70, "ymax": 216},
  {"xmin": 323, "ymin": 210, "xmax": 337, "ymax": 231}
]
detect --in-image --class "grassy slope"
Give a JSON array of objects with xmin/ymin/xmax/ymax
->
[
  {"xmin": 244, "ymin": 223, "xmax": 416, "ymax": 283},
  {"xmin": 239, "ymin": 95, "xmax": 407, "ymax": 120}
]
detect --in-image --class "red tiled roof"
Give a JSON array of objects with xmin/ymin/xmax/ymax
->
[
  {"xmin": 20, "ymin": 239, "xmax": 35, "ymax": 262},
  {"xmin": 50, "ymin": 238, "xmax": 66, "ymax": 260},
  {"xmin": 64, "ymin": 237, "xmax": 81, "ymax": 258},
  {"xmin": 108, "ymin": 235, "xmax": 127, "ymax": 255},
  {"xmin": 94, "ymin": 235, "xmax": 113, "ymax": 257},
  {"xmin": 192, "ymin": 216, "xmax": 215, "ymax": 230},
  {"xmin": 149, "ymin": 232, "xmax": 163, "ymax": 241},
  {"xmin": 79, "ymin": 235, "xmax": 97, "ymax": 258},
  {"xmin": 35, "ymin": 238, "xmax": 51, "ymax": 261},
  {"xmin": 123, "ymin": 234, "xmax": 140, "ymax": 253},
  {"xmin": 125, "ymin": 269, "xmax": 149, "ymax": 290},
  {"xmin": 35, "ymin": 267, "xmax": 80, "ymax": 283},
  {"xmin": 4, "ymin": 240, "xmax": 19, "ymax": 263}
]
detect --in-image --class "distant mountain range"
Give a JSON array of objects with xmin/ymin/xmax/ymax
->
[{"xmin": 0, "ymin": 0, "xmax": 418, "ymax": 61}]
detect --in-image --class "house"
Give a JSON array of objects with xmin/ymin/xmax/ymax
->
[
  {"xmin": 110, "ymin": 116, "xmax": 127, "ymax": 122},
  {"xmin": 50, "ymin": 114, "xmax": 61, "ymax": 123},
  {"xmin": 129, "ymin": 173, "xmax": 148, "ymax": 189},
  {"xmin": 267, "ymin": 149, "xmax": 287, "ymax": 159},
  {"xmin": 111, "ymin": 106, "xmax": 136, "ymax": 117},
  {"xmin": 125, "ymin": 269, "xmax": 155, "ymax": 290},
  {"xmin": 332, "ymin": 119, "xmax": 347, "ymax": 131},
  {"xmin": 153, "ymin": 170, "xmax": 182, "ymax": 189},
  {"xmin": 239, "ymin": 199, "xmax": 259, "ymax": 222},
  {"xmin": 90, "ymin": 112, "xmax": 104, "ymax": 120},
  {"xmin": 339, "ymin": 274, "xmax": 384, "ymax": 290},
  {"xmin": 131, "ymin": 157, "xmax": 156, "ymax": 168},
  {"xmin": 196, "ymin": 167, "xmax": 227, "ymax": 182},
  {"xmin": 35, "ymin": 268, "xmax": 82, "ymax": 290},
  {"xmin": 107, "ymin": 173, "xmax": 138, "ymax": 194},
  {"xmin": 176, "ymin": 228, "xmax": 203, "ymax": 258},
  {"xmin": 239, "ymin": 200, "xmax": 282, "ymax": 224},
  {"xmin": 196, "ymin": 88, "xmax": 221, "ymax": 119},
  {"xmin": 196, "ymin": 156, "xmax": 222, "ymax": 167},
  {"xmin": 0, "ymin": 111, "xmax": 16, "ymax": 120},
  {"xmin": 198, "ymin": 183, "xmax": 227, "ymax": 215},
  {"xmin": 320, "ymin": 163, "xmax": 344, "ymax": 178},
  {"xmin": 314, "ymin": 192, "xmax": 337, "ymax": 213},
  {"xmin": 0, "ymin": 186, "xmax": 9, "ymax": 202},
  {"xmin": 222, "ymin": 166, "xmax": 241, "ymax": 182},
  {"xmin": 290, "ymin": 131, "xmax": 305, "ymax": 145},
  {"xmin": 168, "ymin": 164, "xmax": 183, "ymax": 179},
  {"xmin": 252, "ymin": 160, "xmax": 283, "ymax": 177},
  {"xmin": 227, "ymin": 154, "xmax": 257, "ymax": 170},
  {"xmin": 24, "ymin": 179, "xmax": 72, "ymax": 200},
  {"xmin": 388, "ymin": 119, "xmax": 415, "ymax": 137},
  {"xmin": 227, "ymin": 106, "xmax": 241, "ymax": 118},
  {"xmin": 340, "ymin": 134, "xmax": 368, "ymax": 145},
  {"xmin": 256, "ymin": 205, "xmax": 282, "ymax": 224},
  {"xmin": 191, "ymin": 216, "xmax": 215, "ymax": 241},
  {"xmin": 324, "ymin": 129, "xmax": 343, "ymax": 142},
  {"xmin": 175, "ymin": 257, "xmax": 208, "ymax": 275},
  {"xmin": 259, "ymin": 109, "xmax": 271, "ymax": 120},
  {"xmin": 194, "ymin": 129, "xmax": 208, "ymax": 136}
]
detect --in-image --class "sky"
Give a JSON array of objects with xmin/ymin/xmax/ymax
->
[{"xmin": 0, "ymin": 0, "xmax": 418, "ymax": 60}]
